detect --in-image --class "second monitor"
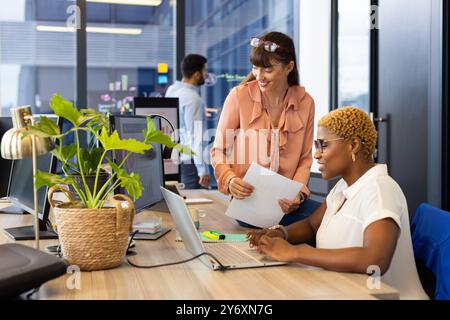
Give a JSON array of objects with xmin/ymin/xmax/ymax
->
[
  {"xmin": 3, "ymin": 115, "xmax": 62, "ymax": 240},
  {"xmin": 0, "ymin": 117, "xmax": 13, "ymax": 198},
  {"xmin": 110, "ymin": 115, "xmax": 165, "ymax": 211},
  {"xmin": 133, "ymin": 97, "xmax": 179, "ymax": 182}
]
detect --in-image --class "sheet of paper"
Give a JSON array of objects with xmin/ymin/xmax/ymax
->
[{"xmin": 225, "ymin": 163, "xmax": 303, "ymax": 228}]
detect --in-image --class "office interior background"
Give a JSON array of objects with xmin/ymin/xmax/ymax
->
[{"xmin": 0, "ymin": 0, "xmax": 448, "ymax": 216}]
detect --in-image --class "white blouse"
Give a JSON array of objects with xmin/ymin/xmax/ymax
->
[{"xmin": 316, "ymin": 164, "xmax": 428, "ymax": 300}]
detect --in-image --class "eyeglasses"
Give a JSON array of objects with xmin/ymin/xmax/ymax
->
[
  {"xmin": 314, "ymin": 138, "xmax": 366, "ymax": 153},
  {"xmin": 250, "ymin": 37, "xmax": 285, "ymax": 53},
  {"xmin": 314, "ymin": 138, "xmax": 345, "ymax": 153}
]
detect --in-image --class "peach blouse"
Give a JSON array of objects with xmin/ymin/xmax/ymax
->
[{"xmin": 211, "ymin": 80, "xmax": 315, "ymax": 196}]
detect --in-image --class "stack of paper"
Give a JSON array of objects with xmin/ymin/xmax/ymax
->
[
  {"xmin": 133, "ymin": 222, "xmax": 162, "ymax": 234},
  {"xmin": 225, "ymin": 163, "xmax": 303, "ymax": 228}
]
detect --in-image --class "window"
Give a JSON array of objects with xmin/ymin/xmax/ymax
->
[
  {"xmin": 338, "ymin": 0, "xmax": 370, "ymax": 112},
  {"xmin": 185, "ymin": 0, "xmax": 299, "ymax": 115},
  {"xmin": 86, "ymin": 0, "xmax": 174, "ymax": 113},
  {"xmin": 299, "ymin": 0, "xmax": 331, "ymax": 173},
  {"xmin": 183, "ymin": 0, "xmax": 299, "ymax": 184},
  {"xmin": 0, "ymin": 0, "xmax": 75, "ymax": 115}
]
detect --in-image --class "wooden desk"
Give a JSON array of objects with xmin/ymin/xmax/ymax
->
[{"xmin": 0, "ymin": 190, "xmax": 399, "ymax": 300}]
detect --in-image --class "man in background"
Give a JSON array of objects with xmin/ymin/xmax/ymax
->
[{"xmin": 165, "ymin": 54, "xmax": 210, "ymax": 189}]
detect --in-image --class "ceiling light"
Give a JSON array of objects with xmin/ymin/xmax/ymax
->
[
  {"xmin": 87, "ymin": 26, "xmax": 142, "ymax": 35},
  {"xmin": 36, "ymin": 25, "xmax": 142, "ymax": 35},
  {"xmin": 87, "ymin": 0, "xmax": 162, "ymax": 6}
]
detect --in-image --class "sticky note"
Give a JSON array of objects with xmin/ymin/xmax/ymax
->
[{"xmin": 158, "ymin": 63, "xmax": 168, "ymax": 73}]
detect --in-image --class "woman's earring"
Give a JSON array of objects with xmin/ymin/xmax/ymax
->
[{"xmin": 352, "ymin": 153, "xmax": 356, "ymax": 162}]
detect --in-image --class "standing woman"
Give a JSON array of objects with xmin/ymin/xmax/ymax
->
[{"xmin": 211, "ymin": 32, "xmax": 320, "ymax": 227}]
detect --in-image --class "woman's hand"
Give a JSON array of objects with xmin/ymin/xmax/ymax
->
[
  {"xmin": 247, "ymin": 228, "xmax": 284, "ymax": 248},
  {"xmin": 279, "ymin": 193, "xmax": 303, "ymax": 214},
  {"xmin": 255, "ymin": 236, "xmax": 294, "ymax": 262},
  {"xmin": 228, "ymin": 177, "xmax": 254, "ymax": 199}
]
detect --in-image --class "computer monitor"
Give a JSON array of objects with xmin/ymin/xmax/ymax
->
[
  {"xmin": 0, "ymin": 117, "xmax": 13, "ymax": 198},
  {"xmin": 110, "ymin": 115, "xmax": 165, "ymax": 211},
  {"xmin": 4, "ymin": 115, "xmax": 62, "ymax": 240},
  {"xmin": 0, "ymin": 117, "xmax": 25, "ymax": 214},
  {"xmin": 133, "ymin": 97, "xmax": 180, "ymax": 181}
]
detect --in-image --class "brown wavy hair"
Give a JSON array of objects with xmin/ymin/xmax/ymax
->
[{"xmin": 241, "ymin": 32, "xmax": 299, "ymax": 86}]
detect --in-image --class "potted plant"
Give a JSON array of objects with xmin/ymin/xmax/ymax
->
[
  {"xmin": 70, "ymin": 147, "xmax": 110, "ymax": 198},
  {"xmin": 27, "ymin": 93, "xmax": 192, "ymax": 271}
]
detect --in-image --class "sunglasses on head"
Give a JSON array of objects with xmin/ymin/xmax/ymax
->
[{"xmin": 250, "ymin": 37, "xmax": 285, "ymax": 53}]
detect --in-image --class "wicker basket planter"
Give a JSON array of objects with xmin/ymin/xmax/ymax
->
[{"xmin": 48, "ymin": 186, "xmax": 135, "ymax": 271}]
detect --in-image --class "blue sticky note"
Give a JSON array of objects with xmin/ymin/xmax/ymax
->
[
  {"xmin": 199, "ymin": 232, "xmax": 248, "ymax": 243},
  {"xmin": 158, "ymin": 75, "xmax": 168, "ymax": 84}
]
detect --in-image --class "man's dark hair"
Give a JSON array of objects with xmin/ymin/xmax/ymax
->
[{"xmin": 181, "ymin": 54, "xmax": 207, "ymax": 79}]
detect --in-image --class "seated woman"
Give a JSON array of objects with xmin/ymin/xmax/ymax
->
[{"xmin": 248, "ymin": 106, "xmax": 428, "ymax": 299}]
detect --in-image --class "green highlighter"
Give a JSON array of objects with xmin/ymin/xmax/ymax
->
[{"xmin": 202, "ymin": 230, "xmax": 226, "ymax": 240}]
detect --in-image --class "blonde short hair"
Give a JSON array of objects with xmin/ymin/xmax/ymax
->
[{"xmin": 318, "ymin": 106, "xmax": 377, "ymax": 158}]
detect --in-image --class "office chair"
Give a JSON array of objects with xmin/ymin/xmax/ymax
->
[
  {"xmin": 411, "ymin": 203, "xmax": 450, "ymax": 300},
  {"xmin": 0, "ymin": 244, "xmax": 67, "ymax": 299}
]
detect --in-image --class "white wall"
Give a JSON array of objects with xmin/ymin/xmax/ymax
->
[{"xmin": 298, "ymin": 0, "xmax": 330, "ymax": 173}]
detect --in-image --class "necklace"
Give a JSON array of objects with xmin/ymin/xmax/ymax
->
[{"xmin": 262, "ymin": 86, "xmax": 290, "ymax": 128}]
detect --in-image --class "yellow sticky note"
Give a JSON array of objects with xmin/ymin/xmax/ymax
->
[{"xmin": 158, "ymin": 63, "xmax": 168, "ymax": 73}]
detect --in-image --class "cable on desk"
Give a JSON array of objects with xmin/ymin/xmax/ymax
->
[
  {"xmin": 25, "ymin": 286, "xmax": 41, "ymax": 300},
  {"xmin": 46, "ymin": 218, "xmax": 53, "ymax": 231},
  {"xmin": 126, "ymin": 230, "xmax": 229, "ymax": 271}
]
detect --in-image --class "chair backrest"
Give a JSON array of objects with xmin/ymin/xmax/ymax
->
[
  {"xmin": 0, "ymin": 243, "xmax": 67, "ymax": 299},
  {"xmin": 411, "ymin": 203, "xmax": 450, "ymax": 300}
]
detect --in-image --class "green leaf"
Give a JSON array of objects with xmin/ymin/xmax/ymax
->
[
  {"xmin": 144, "ymin": 129, "xmax": 176, "ymax": 148},
  {"xmin": 37, "ymin": 116, "xmax": 60, "ymax": 136},
  {"xmin": 79, "ymin": 147, "xmax": 103, "ymax": 175},
  {"xmin": 26, "ymin": 116, "xmax": 61, "ymax": 138},
  {"xmin": 79, "ymin": 109, "xmax": 108, "ymax": 128},
  {"xmin": 62, "ymin": 160, "xmax": 79, "ymax": 169},
  {"xmin": 35, "ymin": 171, "xmax": 74, "ymax": 189},
  {"xmin": 110, "ymin": 162, "xmax": 143, "ymax": 200},
  {"xmin": 50, "ymin": 93, "xmax": 82, "ymax": 126},
  {"xmin": 173, "ymin": 144, "xmax": 196, "ymax": 156},
  {"xmin": 146, "ymin": 117, "xmax": 157, "ymax": 132},
  {"xmin": 52, "ymin": 144, "xmax": 77, "ymax": 164},
  {"xmin": 98, "ymin": 128, "xmax": 151, "ymax": 154},
  {"xmin": 49, "ymin": 94, "xmax": 107, "ymax": 128}
]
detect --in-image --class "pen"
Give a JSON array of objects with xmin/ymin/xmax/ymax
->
[
  {"xmin": 211, "ymin": 231, "xmax": 226, "ymax": 240},
  {"xmin": 202, "ymin": 230, "xmax": 226, "ymax": 240},
  {"xmin": 202, "ymin": 231, "xmax": 219, "ymax": 240}
]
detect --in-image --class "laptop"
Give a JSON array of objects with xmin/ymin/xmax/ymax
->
[{"xmin": 160, "ymin": 186, "xmax": 287, "ymax": 270}]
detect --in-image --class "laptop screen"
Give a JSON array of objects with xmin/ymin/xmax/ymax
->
[{"xmin": 159, "ymin": 187, "xmax": 212, "ymax": 267}]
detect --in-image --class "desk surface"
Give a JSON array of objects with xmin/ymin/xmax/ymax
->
[{"xmin": 0, "ymin": 190, "xmax": 399, "ymax": 300}]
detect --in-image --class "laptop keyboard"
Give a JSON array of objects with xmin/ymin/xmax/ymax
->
[{"xmin": 204, "ymin": 243, "xmax": 259, "ymax": 265}]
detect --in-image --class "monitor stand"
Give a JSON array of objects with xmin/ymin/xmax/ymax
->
[
  {"xmin": 4, "ymin": 225, "xmax": 58, "ymax": 241},
  {"xmin": 0, "ymin": 203, "xmax": 27, "ymax": 214},
  {"xmin": 146, "ymin": 199, "xmax": 169, "ymax": 213}
]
